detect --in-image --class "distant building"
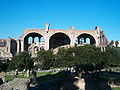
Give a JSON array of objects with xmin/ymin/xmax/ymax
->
[{"xmin": 0, "ymin": 38, "xmax": 17, "ymax": 60}]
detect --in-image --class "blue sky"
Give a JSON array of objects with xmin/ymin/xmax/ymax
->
[{"xmin": 0, "ymin": 0, "xmax": 120, "ymax": 41}]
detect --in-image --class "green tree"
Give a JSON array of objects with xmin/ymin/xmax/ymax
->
[
  {"xmin": 104, "ymin": 46, "xmax": 120, "ymax": 67},
  {"xmin": 53, "ymin": 47, "xmax": 67, "ymax": 68},
  {"xmin": 0, "ymin": 57, "xmax": 8, "ymax": 72},
  {"xmin": 8, "ymin": 51, "xmax": 33, "ymax": 70},
  {"xmin": 36, "ymin": 50, "xmax": 54, "ymax": 70},
  {"xmin": 53, "ymin": 47, "xmax": 76, "ymax": 68},
  {"xmin": 34, "ymin": 44, "xmax": 120, "ymax": 73},
  {"xmin": 74, "ymin": 45, "xmax": 104, "ymax": 72},
  {"xmin": 54, "ymin": 45, "xmax": 105, "ymax": 72},
  {"xmin": 65, "ymin": 47, "xmax": 76, "ymax": 67}
]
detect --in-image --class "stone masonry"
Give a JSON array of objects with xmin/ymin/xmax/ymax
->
[{"xmin": 0, "ymin": 78, "xmax": 30, "ymax": 90}]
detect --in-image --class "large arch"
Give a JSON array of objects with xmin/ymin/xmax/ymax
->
[
  {"xmin": 76, "ymin": 33, "xmax": 96, "ymax": 45},
  {"xmin": 24, "ymin": 32, "xmax": 44, "ymax": 51},
  {"xmin": 49, "ymin": 33, "xmax": 70, "ymax": 49}
]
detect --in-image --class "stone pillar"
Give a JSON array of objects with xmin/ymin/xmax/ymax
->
[
  {"xmin": 39, "ymin": 37, "xmax": 41, "ymax": 42},
  {"xmin": 14, "ymin": 69, "xmax": 18, "ymax": 75},
  {"xmin": 21, "ymin": 40, "xmax": 24, "ymax": 52},
  {"xmin": 70, "ymin": 34, "xmax": 75, "ymax": 47},
  {"xmin": 101, "ymin": 47, "xmax": 103, "ymax": 52},
  {"xmin": 6, "ymin": 38, "xmax": 11, "ymax": 53},
  {"xmin": 100, "ymin": 36, "xmax": 101, "ymax": 44},
  {"xmin": 31, "ymin": 44, "xmax": 35, "ymax": 56},
  {"xmin": 103, "ymin": 47, "xmax": 106, "ymax": 52},
  {"xmin": 78, "ymin": 38, "xmax": 80, "ymax": 44},
  {"xmin": 39, "ymin": 37, "xmax": 41, "ymax": 50},
  {"xmin": 101, "ymin": 47, "xmax": 105, "ymax": 52},
  {"xmin": 32, "ymin": 37, "xmax": 35, "ymax": 43},
  {"xmin": 84, "ymin": 38, "xmax": 86, "ymax": 43},
  {"xmin": 45, "ymin": 36, "xmax": 49, "ymax": 50},
  {"xmin": 70, "ymin": 28, "xmax": 75, "ymax": 47},
  {"xmin": 25, "ymin": 69, "xmax": 30, "ymax": 77},
  {"xmin": 70, "ymin": 38, "xmax": 75, "ymax": 47}
]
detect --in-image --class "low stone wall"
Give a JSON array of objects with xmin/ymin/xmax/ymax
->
[{"xmin": 0, "ymin": 78, "xmax": 30, "ymax": 90}]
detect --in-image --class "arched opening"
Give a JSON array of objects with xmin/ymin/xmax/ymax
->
[
  {"xmin": 34, "ymin": 37, "xmax": 39, "ymax": 43},
  {"xmin": 41, "ymin": 37, "xmax": 45, "ymax": 42},
  {"xmin": 28, "ymin": 37, "xmax": 32, "ymax": 44},
  {"xmin": 24, "ymin": 33, "xmax": 45, "ymax": 51},
  {"xmin": 86, "ymin": 38, "xmax": 90, "ymax": 44},
  {"xmin": 49, "ymin": 33, "xmax": 70, "ymax": 49},
  {"xmin": 76, "ymin": 33, "xmax": 96, "ymax": 45}
]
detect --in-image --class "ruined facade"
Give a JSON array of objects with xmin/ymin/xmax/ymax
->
[
  {"xmin": 17, "ymin": 24, "xmax": 108, "ymax": 56},
  {"xmin": 0, "ymin": 38, "xmax": 17, "ymax": 60},
  {"xmin": 0, "ymin": 23, "xmax": 109, "ymax": 59}
]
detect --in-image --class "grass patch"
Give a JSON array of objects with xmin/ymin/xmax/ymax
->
[
  {"xmin": 5, "ymin": 74, "xmax": 29, "ymax": 82},
  {"xmin": 37, "ymin": 71, "xmax": 57, "ymax": 77},
  {"xmin": 5, "ymin": 75, "xmax": 15, "ymax": 82},
  {"xmin": 36, "ymin": 71, "xmax": 69, "ymax": 82},
  {"xmin": 112, "ymin": 87, "xmax": 120, "ymax": 90},
  {"xmin": 5, "ymin": 71, "xmax": 58, "ymax": 82}
]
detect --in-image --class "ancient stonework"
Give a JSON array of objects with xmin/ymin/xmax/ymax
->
[
  {"xmin": 0, "ymin": 24, "xmax": 109, "ymax": 58},
  {"xmin": 0, "ymin": 38, "xmax": 17, "ymax": 60},
  {"xmin": 0, "ymin": 78, "xmax": 30, "ymax": 90}
]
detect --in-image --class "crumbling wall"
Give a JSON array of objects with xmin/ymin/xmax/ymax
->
[{"xmin": 0, "ymin": 78, "xmax": 30, "ymax": 90}]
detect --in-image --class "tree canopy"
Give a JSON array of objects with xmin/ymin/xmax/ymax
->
[
  {"xmin": 8, "ymin": 51, "xmax": 33, "ymax": 70},
  {"xmin": 35, "ymin": 50, "xmax": 55, "ymax": 70},
  {"xmin": 5, "ymin": 44, "xmax": 120, "ymax": 72},
  {"xmin": 47, "ymin": 45, "xmax": 120, "ymax": 72},
  {"xmin": 53, "ymin": 45, "xmax": 105, "ymax": 72},
  {"xmin": 104, "ymin": 46, "xmax": 120, "ymax": 67}
]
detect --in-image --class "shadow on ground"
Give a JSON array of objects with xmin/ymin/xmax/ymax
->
[
  {"xmin": 84, "ymin": 72, "xmax": 112, "ymax": 90},
  {"xmin": 30, "ymin": 71, "xmax": 79, "ymax": 90},
  {"xmin": 30, "ymin": 71, "xmax": 113, "ymax": 90}
]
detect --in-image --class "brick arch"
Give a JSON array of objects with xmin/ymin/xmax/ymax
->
[
  {"xmin": 23, "ymin": 31, "xmax": 44, "ymax": 40},
  {"xmin": 49, "ymin": 32, "xmax": 71, "ymax": 49},
  {"xmin": 75, "ymin": 33, "xmax": 96, "ymax": 45},
  {"xmin": 23, "ymin": 32, "xmax": 44, "ymax": 50},
  {"xmin": 49, "ymin": 30, "xmax": 70, "ymax": 38}
]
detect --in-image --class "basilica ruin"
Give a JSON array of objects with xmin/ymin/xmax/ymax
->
[{"xmin": 0, "ymin": 23, "xmax": 109, "ymax": 60}]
